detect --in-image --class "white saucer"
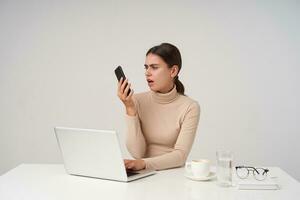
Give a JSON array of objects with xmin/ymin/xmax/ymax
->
[{"xmin": 184, "ymin": 172, "xmax": 216, "ymax": 181}]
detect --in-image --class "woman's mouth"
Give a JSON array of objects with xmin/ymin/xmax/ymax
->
[{"xmin": 147, "ymin": 79, "xmax": 154, "ymax": 86}]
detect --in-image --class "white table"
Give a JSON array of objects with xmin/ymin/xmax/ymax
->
[{"xmin": 0, "ymin": 164, "xmax": 299, "ymax": 200}]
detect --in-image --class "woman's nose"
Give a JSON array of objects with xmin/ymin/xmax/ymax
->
[{"xmin": 145, "ymin": 68, "xmax": 151, "ymax": 76}]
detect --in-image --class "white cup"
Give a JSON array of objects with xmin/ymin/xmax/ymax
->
[{"xmin": 185, "ymin": 159, "xmax": 211, "ymax": 178}]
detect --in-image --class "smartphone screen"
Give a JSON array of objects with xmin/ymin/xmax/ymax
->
[{"xmin": 114, "ymin": 66, "xmax": 131, "ymax": 95}]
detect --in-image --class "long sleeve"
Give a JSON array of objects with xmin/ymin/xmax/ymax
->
[
  {"xmin": 125, "ymin": 97, "xmax": 147, "ymax": 158},
  {"xmin": 143, "ymin": 102, "xmax": 200, "ymax": 170}
]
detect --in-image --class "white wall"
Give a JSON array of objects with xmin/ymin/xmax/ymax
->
[{"xmin": 1, "ymin": 0, "xmax": 299, "ymax": 180}]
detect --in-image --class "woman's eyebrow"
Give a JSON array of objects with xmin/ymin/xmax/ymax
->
[{"xmin": 144, "ymin": 64, "xmax": 159, "ymax": 67}]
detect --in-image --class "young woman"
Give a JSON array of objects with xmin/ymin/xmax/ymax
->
[{"xmin": 117, "ymin": 43, "xmax": 200, "ymax": 171}]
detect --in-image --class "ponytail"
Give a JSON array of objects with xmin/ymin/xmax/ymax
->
[{"xmin": 174, "ymin": 76, "xmax": 185, "ymax": 95}]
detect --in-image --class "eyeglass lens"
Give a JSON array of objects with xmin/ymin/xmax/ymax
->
[
  {"xmin": 253, "ymin": 168, "xmax": 268, "ymax": 180},
  {"xmin": 236, "ymin": 167, "xmax": 249, "ymax": 179}
]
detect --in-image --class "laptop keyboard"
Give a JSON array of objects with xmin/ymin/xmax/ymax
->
[{"xmin": 126, "ymin": 170, "xmax": 139, "ymax": 177}]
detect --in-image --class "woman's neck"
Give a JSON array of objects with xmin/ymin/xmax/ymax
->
[{"xmin": 157, "ymin": 83, "xmax": 175, "ymax": 94}]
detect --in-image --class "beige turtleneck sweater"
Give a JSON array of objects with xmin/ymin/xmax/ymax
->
[{"xmin": 125, "ymin": 86, "xmax": 200, "ymax": 170}]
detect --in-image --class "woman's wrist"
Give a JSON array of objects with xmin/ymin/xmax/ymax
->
[
  {"xmin": 126, "ymin": 106, "xmax": 136, "ymax": 116},
  {"xmin": 141, "ymin": 159, "xmax": 146, "ymax": 169}
]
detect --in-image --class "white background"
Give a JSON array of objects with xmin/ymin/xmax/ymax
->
[{"xmin": 1, "ymin": 0, "xmax": 299, "ymax": 180}]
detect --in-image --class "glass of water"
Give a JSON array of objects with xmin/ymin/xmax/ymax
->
[{"xmin": 216, "ymin": 150, "xmax": 233, "ymax": 187}]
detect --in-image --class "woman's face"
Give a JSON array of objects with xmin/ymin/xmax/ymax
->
[{"xmin": 144, "ymin": 53, "xmax": 177, "ymax": 93}]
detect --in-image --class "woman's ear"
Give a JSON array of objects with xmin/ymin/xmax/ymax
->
[{"xmin": 170, "ymin": 65, "xmax": 179, "ymax": 78}]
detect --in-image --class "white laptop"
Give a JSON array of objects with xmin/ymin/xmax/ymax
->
[{"xmin": 54, "ymin": 127, "xmax": 155, "ymax": 182}]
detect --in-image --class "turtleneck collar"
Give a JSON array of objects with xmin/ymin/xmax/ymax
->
[{"xmin": 150, "ymin": 85, "xmax": 179, "ymax": 104}]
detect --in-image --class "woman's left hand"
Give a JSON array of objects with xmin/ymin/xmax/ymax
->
[{"xmin": 124, "ymin": 159, "xmax": 146, "ymax": 171}]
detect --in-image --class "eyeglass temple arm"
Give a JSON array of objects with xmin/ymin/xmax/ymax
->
[
  {"xmin": 235, "ymin": 166, "xmax": 260, "ymax": 174},
  {"xmin": 235, "ymin": 165, "xmax": 254, "ymax": 169}
]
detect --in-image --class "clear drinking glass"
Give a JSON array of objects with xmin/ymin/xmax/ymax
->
[{"xmin": 216, "ymin": 151, "xmax": 233, "ymax": 187}]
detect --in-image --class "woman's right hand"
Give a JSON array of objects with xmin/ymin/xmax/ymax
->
[{"xmin": 117, "ymin": 77, "xmax": 136, "ymax": 116}]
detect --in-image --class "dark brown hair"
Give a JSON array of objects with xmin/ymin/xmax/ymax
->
[{"xmin": 146, "ymin": 43, "xmax": 185, "ymax": 95}]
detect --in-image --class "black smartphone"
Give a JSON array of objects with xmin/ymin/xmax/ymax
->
[{"xmin": 114, "ymin": 66, "xmax": 131, "ymax": 95}]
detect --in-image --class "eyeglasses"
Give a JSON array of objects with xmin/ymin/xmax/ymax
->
[{"xmin": 235, "ymin": 166, "xmax": 269, "ymax": 181}]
